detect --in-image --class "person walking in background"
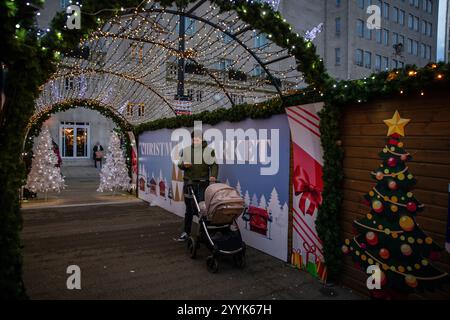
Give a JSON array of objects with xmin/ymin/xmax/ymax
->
[{"xmin": 93, "ymin": 141, "xmax": 104, "ymax": 168}]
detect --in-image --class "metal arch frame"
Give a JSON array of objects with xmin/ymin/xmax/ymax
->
[
  {"xmin": 90, "ymin": 31, "xmax": 235, "ymax": 106},
  {"xmin": 24, "ymin": 98, "xmax": 134, "ymax": 153},
  {"xmin": 145, "ymin": 6, "xmax": 285, "ymax": 100},
  {"xmin": 47, "ymin": 66, "xmax": 177, "ymax": 115}
]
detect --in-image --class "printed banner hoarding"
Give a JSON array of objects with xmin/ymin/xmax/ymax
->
[
  {"xmin": 286, "ymin": 103, "xmax": 327, "ymax": 281},
  {"xmin": 138, "ymin": 114, "xmax": 290, "ymax": 261}
]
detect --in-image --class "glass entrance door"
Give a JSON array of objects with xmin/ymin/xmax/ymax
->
[{"xmin": 60, "ymin": 122, "xmax": 90, "ymax": 158}]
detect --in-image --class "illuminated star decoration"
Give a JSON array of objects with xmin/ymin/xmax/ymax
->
[{"xmin": 383, "ymin": 110, "xmax": 411, "ymax": 137}]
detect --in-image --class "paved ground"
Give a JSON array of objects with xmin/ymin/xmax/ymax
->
[
  {"xmin": 22, "ymin": 201, "xmax": 361, "ymax": 300},
  {"xmin": 21, "ymin": 166, "xmax": 361, "ymax": 300}
]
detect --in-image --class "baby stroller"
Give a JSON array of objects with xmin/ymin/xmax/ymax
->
[{"xmin": 186, "ymin": 182, "xmax": 246, "ymax": 273}]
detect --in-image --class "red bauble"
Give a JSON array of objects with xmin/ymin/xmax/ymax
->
[
  {"xmin": 406, "ymin": 202, "xmax": 417, "ymax": 212},
  {"xmin": 379, "ymin": 248, "xmax": 390, "ymax": 260},
  {"xmin": 372, "ymin": 200, "xmax": 384, "ymax": 213},
  {"xmin": 388, "ymin": 139, "xmax": 398, "ymax": 146},
  {"xmin": 387, "ymin": 157, "xmax": 397, "ymax": 167},
  {"xmin": 360, "ymin": 243, "xmax": 367, "ymax": 250},
  {"xmin": 388, "ymin": 180, "xmax": 398, "ymax": 190},
  {"xmin": 366, "ymin": 232, "xmax": 379, "ymax": 246}
]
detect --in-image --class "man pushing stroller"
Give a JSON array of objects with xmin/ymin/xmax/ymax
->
[{"xmin": 177, "ymin": 130, "xmax": 218, "ymax": 242}]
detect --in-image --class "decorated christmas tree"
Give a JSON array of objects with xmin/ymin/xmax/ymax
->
[
  {"xmin": 342, "ymin": 111, "xmax": 448, "ymax": 294},
  {"xmin": 25, "ymin": 126, "xmax": 65, "ymax": 195},
  {"xmin": 97, "ymin": 131, "xmax": 131, "ymax": 192}
]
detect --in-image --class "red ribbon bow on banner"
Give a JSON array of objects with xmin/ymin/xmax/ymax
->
[{"xmin": 293, "ymin": 166, "xmax": 322, "ymax": 216}]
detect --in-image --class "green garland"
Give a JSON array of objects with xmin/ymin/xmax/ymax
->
[{"xmin": 1, "ymin": 0, "xmax": 57, "ymax": 299}]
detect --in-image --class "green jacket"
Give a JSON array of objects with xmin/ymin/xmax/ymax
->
[{"xmin": 178, "ymin": 141, "xmax": 218, "ymax": 182}]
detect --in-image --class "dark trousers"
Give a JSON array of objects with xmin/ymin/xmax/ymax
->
[
  {"xmin": 183, "ymin": 181, "xmax": 208, "ymax": 234},
  {"xmin": 94, "ymin": 159, "xmax": 102, "ymax": 168}
]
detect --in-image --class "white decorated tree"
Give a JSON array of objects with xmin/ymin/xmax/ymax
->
[
  {"xmin": 25, "ymin": 125, "xmax": 65, "ymax": 195},
  {"xmin": 97, "ymin": 131, "xmax": 131, "ymax": 192}
]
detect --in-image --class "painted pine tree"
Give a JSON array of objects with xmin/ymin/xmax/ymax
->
[{"xmin": 342, "ymin": 111, "xmax": 448, "ymax": 293}]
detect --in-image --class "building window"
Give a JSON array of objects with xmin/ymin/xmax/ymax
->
[
  {"xmin": 420, "ymin": 43, "xmax": 426, "ymax": 58},
  {"xmin": 195, "ymin": 90, "xmax": 203, "ymax": 102},
  {"xmin": 218, "ymin": 58, "xmax": 232, "ymax": 70},
  {"xmin": 376, "ymin": 29, "xmax": 382, "ymax": 43},
  {"xmin": 414, "ymin": 16, "xmax": 419, "ymax": 32},
  {"xmin": 336, "ymin": 0, "xmax": 341, "ymax": 7},
  {"xmin": 375, "ymin": 54, "xmax": 382, "ymax": 71},
  {"xmin": 255, "ymin": 33, "xmax": 268, "ymax": 48},
  {"xmin": 357, "ymin": 19, "xmax": 364, "ymax": 38},
  {"xmin": 364, "ymin": 51, "xmax": 372, "ymax": 69},
  {"xmin": 253, "ymin": 64, "xmax": 265, "ymax": 77},
  {"xmin": 421, "ymin": 20, "xmax": 427, "ymax": 34},
  {"xmin": 393, "ymin": 32, "xmax": 398, "ymax": 45},
  {"xmin": 382, "ymin": 56, "xmax": 389, "ymax": 70},
  {"xmin": 222, "ymin": 32, "xmax": 233, "ymax": 44},
  {"xmin": 64, "ymin": 77, "xmax": 74, "ymax": 91},
  {"xmin": 365, "ymin": 26, "xmax": 372, "ymax": 40},
  {"xmin": 355, "ymin": 49, "xmax": 363, "ymax": 66},
  {"xmin": 392, "ymin": 7, "xmax": 399, "ymax": 23},
  {"xmin": 399, "ymin": 10, "xmax": 405, "ymax": 25},
  {"xmin": 412, "ymin": 41, "xmax": 418, "ymax": 56},
  {"xmin": 426, "ymin": 0, "xmax": 433, "ymax": 13},
  {"xmin": 383, "ymin": 29, "xmax": 389, "ymax": 46},
  {"xmin": 138, "ymin": 104, "xmax": 145, "ymax": 117},
  {"xmin": 427, "ymin": 22, "xmax": 432, "ymax": 37},
  {"xmin": 176, "ymin": 17, "xmax": 196, "ymax": 36},
  {"xmin": 335, "ymin": 17, "xmax": 341, "ymax": 36},
  {"xmin": 357, "ymin": 0, "xmax": 364, "ymax": 9},
  {"xmin": 335, "ymin": 48, "xmax": 341, "ymax": 66},
  {"xmin": 407, "ymin": 38, "xmax": 413, "ymax": 54},
  {"xmin": 408, "ymin": 14, "xmax": 413, "ymax": 29},
  {"xmin": 426, "ymin": 45, "xmax": 431, "ymax": 60},
  {"xmin": 382, "ymin": 2, "xmax": 389, "ymax": 19},
  {"xmin": 60, "ymin": 0, "xmax": 70, "ymax": 10},
  {"xmin": 127, "ymin": 104, "xmax": 133, "ymax": 117},
  {"xmin": 129, "ymin": 43, "xmax": 143, "ymax": 64}
]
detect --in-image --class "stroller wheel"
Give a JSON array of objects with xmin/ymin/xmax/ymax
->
[
  {"xmin": 233, "ymin": 252, "xmax": 246, "ymax": 269},
  {"xmin": 187, "ymin": 237, "xmax": 197, "ymax": 259},
  {"xmin": 206, "ymin": 256, "xmax": 219, "ymax": 273}
]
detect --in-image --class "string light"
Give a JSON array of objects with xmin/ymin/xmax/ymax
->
[{"xmin": 37, "ymin": 2, "xmax": 303, "ymax": 123}]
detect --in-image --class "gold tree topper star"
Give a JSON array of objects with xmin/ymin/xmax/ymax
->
[{"xmin": 383, "ymin": 110, "xmax": 411, "ymax": 137}]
